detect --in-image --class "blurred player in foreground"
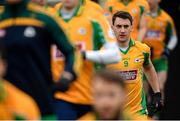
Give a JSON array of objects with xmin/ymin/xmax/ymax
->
[
  {"xmin": 105, "ymin": 0, "xmax": 149, "ymax": 40},
  {"xmin": 138, "ymin": 0, "xmax": 177, "ymax": 118},
  {"xmin": 31, "ymin": 0, "xmax": 56, "ymax": 13},
  {"xmin": 108, "ymin": 11, "xmax": 163, "ymax": 117},
  {"xmin": 0, "ymin": 44, "xmax": 40, "ymax": 120},
  {"xmin": 52, "ymin": 0, "xmax": 120, "ymax": 120},
  {"xmin": 0, "ymin": 0, "xmax": 78, "ymax": 119},
  {"xmin": 80, "ymin": 69, "xmax": 148, "ymax": 120}
]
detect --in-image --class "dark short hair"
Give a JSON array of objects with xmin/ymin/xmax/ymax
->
[
  {"xmin": 93, "ymin": 69, "xmax": 125, "ymax": 89},
  {"xmin": 112, "ymin": 11, "xmax": 133, "ymax": 25}
]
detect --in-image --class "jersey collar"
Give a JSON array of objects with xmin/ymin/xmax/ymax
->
[
  {"xmin": 149, "ymin": 7, "xmax": 162, "ymax": 18},
  {"xmin": 119, "ymin": 0, "xmax": 133, "ymax": 6},
  {"xmin": 58, "ymin": 1, "xmax": 84, "ymax": 22},
  {"xmin": 120, "ymin": 38, "xmax": 135, "ymax": 54}
]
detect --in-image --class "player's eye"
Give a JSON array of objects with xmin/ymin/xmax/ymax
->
[
  {"xmin": 116, "ymin": 25, "xmax": 122, "ymax": 28},
  {"xmin": 124, "ymin": 25, "xmax": 129, "ymax": 29}
]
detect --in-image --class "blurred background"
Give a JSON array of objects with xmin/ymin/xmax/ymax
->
[
  {"xmin": 159, "ymin": 0, "xmax": 180, "ymax": 119},
  {"xmin": 1, "ymin": 0, "xmax": 179, "ymax": 119},
  {"xmin": 40, "ymin": 0, "xmax": 180, "ymax": 119},
  {"xmin": 81, "ymin": 0, "xmax": 180, "ymax": 119}
]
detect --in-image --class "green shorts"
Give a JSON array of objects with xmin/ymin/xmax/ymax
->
[
  {"xmin": 143, "ymin": 57, "xmax": 168, "ymax": 81},
  {"xmin": 152, "ymin": 57, "xmax": 168, "ymax": 72}
]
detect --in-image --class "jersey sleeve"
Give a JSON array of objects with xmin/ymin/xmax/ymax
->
[
  {"xmin": 91, "ymin": 20, "xmax": 107, "ymax": 50},
  {"xmin": 105, "ymin": 0, "xmax": 112, "ymax": 13},
  {"xmin": 45, "ymin": 15, "xmax": 77, "ymax": 78},
  {"xmin": 166, "ymin": 16, "xmax": 177, "ymax": 40},
  {"xmin": 142, "ymin": 43, "xmax": 151, "ymax": 66}
]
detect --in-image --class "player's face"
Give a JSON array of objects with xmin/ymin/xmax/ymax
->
[
  {"xmin": 62, "ymin": 0, "xmax": 80, "ymax": 9},
  {"xmin": 6, "ymin": 0, "xmax": 22, "ymax": 4},
  {"xmin": 148, "ymin": 0, "xmax": 161, "ymax": 10},
  {"xmin": 31, "ymin": 0, "xmax": 46, "ymax": 6},
  {"xmin": 92, "ymin": 77, "xmax": 125, "ymax": 120},
  {"xmin": 112, "ymin": 17, "xmax": 132, "ymax": 43},
  {"xmin": 0, "ymin": 59, "xmax": 6, "ymax": 78}
]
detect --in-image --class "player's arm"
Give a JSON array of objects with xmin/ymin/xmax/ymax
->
[
  {"xmin": 143, "ymin": 47, "xmax": 163, "ymax": 112},
  {"xmin": 143, "ymin": 59, "xmax": 160, "ymax": 93},
  {"xmin": 161, "ymin": 17, "xmax": 178, "ymax": 59},
  {"xmin": 138, "ymin": 0, "xmax": 149, "ymax": 41},
  {"xmin": 166, "ymin": 18, "xmax": 178, "ymax": 51},
  {"xmin": 83, "ymin": 20, "xmax": 120, "ymax": 64},
  {"xmin": 46, "ymin": 16, "xmax": 78, "ymax": 91},
  {"xmin": 138, "ymin": 14, "xmax": 147, "ymax": 42}
]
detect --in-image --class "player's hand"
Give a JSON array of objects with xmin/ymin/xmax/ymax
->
[
  {"xmin": 162, "ymin": 48, "xmax": 171, "ymax": 59},
  {"xmin": 54, "ymin": 77, "xmax": 73, "ymax": 92},
  {"xmin": 82, "ymin": 51, "xmax": 86, "ymax": 60},
  {"xmin": 150, "ymin": 47, "xmax": 154, "ymax": 59},
  {"xmin": 53, "ymin": 72, "xmax": 76, "ymax": 92},
  {"xmin": 148, "ymin": 92, "xmax": 163, "ymax": 116}
]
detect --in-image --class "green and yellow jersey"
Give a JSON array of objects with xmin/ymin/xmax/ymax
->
[
  {"xmin": 83, "ymin": 0, "xmax": 104, "ymax": 14},
  {"xmin": 0, "ymin": 1, "xmax": 76, "ymax": 115},
  {"xmin": 105, "ymin": 0, "xmax": 148, "ymax": 40},
  {"xmin": 142, "ymin": 8, "xmax": 177, "ymax": 60},
  {"xmin": 0, "ymin": 80, "xmax": 40, "ymax": 120},
  {"xmin": 79, "ymin": 110, "xmax": 148, "ymax": 120},
  {"xmin": 107, "ymin": 39, "xmax": 150, "ymax": 115},
  {"xmin": 52, "ymin": 2, "xmax": 112, "ymax": 104}
]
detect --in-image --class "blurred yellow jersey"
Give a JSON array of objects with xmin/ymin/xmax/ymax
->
[
  {"xmin": 52, "ymin": 3, "xmax": 115, "ymax": 104},
  {"xmin": 105, "ymin": 0, "xmax": 148, "ymax": 40},
  {"xmin": 55, "ymin": 0, "xmax": 103, "ymax": 14},
  {"xmin": 107, "ymin": 39, "xmax": 150, "ymax": 114},
  {"xmin": 84, "ymin": 0, "xmax": 104, "ymax": 14},
  {"xmin": 142, "ymin": 9, "xmax": 177, "ymax": 60},
  {"xmin": 136, "ymin": 0, "xmax": 149, "ymax": 13},
  {"xmin": 44, "ymin": 5, "xmax": 56, "ymax": 13},
  {"xmin": 0, "ymin": 81, "xmax": 40, "ymax": 120},
  {"xmin": 79, "ymin": 110, "xmax": 148, "ymax": 120}
]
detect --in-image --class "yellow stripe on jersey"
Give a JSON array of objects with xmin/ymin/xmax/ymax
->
[{"xmin": 0, "ymin": 18, "xmax": 44, "ymax": 29}]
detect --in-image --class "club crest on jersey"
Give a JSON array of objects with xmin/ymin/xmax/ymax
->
[
  {"xmin": 78, "ymin": 27, "xmax": 86, "ymax": 35},
  {"xmin": 135, "ymin": 58, "xmax": 140, "ymax": 63},
  {"xmin": 132, "ymin": 8, "xmax": 137, "ymax": 14},
  {"xmin": 0, "ymin": 29, "xmax": 6, "ymax": 38},
  {"xmin": 24, "ymin": 26, "xmax": 36, "ymax": 38}
]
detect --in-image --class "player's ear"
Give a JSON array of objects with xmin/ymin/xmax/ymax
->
[
  {"xmin": 111, "ymin": 24, "xmax": 115, "ymax": 31},
  {"xmin": 130, "ymin": 25, "xmax": 133, "ymax": 32}
]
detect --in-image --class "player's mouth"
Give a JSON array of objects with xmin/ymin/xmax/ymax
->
[{"xmin": 119, "ymin": 34, "xmax": 126, "ymax": 38}]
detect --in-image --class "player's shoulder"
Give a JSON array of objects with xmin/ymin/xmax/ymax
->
[
  {"xmin": 78, "ymin": 112, "xmax": 96, "ymax": 120},
  {"xmin": 54, "ymin": 2, "xmax": 62, "ymax": 10},
  {"xmin": 123, "ymin": 109, "xmax": 149, "ymax": 120},
  {"xmin": 134, "ymin": 40, "xmax": 150, "ymax": 53},
  {"xmin": 106, "ymin": 0, "xmax": 118, "ymax": 5},
  {"xmin": 27, "ymin": 2, "xmax": 60, "ymax": 25},
  {"xmin": 160, "ymin": 9, "xmax": 174, "ymax": 22},
  {"xmin": 87, "ymin": 0, "xmax": 103, "ymax": 13}
]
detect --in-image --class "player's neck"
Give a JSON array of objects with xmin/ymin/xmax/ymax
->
[
  {"xmin": 61, "ymin": 6, "xmax": 77, "ymax": 15},
  {"xmin": 151, "ymin": 5, "xmax": 159, "ymax": 14},
  {"xmin": 118, "ymin": 39, "xmax": 130, "ymax": 48},
  {"xmin": 121, "ymin": 0, "xmax": 131, "ymax": 4}
]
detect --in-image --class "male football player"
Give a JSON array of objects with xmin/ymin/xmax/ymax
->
[{"xmin": 108, "ymin": 11, "xmax": 163, "ymax": 117}]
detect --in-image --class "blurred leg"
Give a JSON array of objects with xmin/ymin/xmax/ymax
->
[{"xmin": 54, "ymin": 99, "xmax": 77, "ymax": 120}]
